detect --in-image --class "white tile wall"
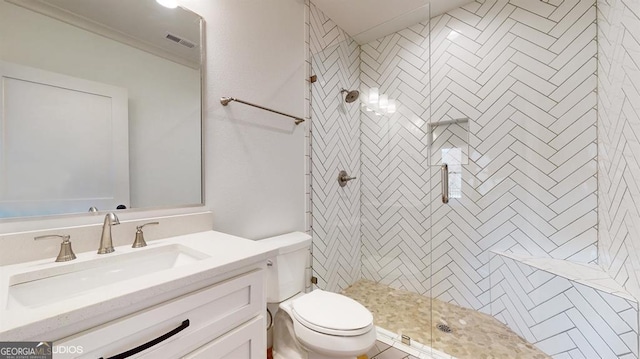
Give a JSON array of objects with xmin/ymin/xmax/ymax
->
[
  {"xmin": 597, "ymin": 0, "xmax": 640, "ymax": 303},
  {"xmin": 308, "ymin": 0, "xmax": 640, "ymax": 356},
  {"xmin": 360, "ymin": 20, "xmax": 432, "ymax": 297},
  {"xmin": 309, "ymin": 3, "xmax": 362, "ymax": 292},
  {"xmin": 495, "ymin": 251, "xmax": 636, "ymax": 300},
  {"xmin": 309, "ymin": 0, "xmax": 640, "ymax": 356},
  {"xmin": 490, "ymin": 252, "xmax": 639, "ymax": 358},
  {"xmin": 360, "ymin": 0, "xmax": 598, "ymax": 312}
]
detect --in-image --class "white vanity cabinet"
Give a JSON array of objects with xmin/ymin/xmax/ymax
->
[
  {"xmin": 54, "ymin": 268, "xmax": 266, "ymax": 359},
  {"xmin": 183, "ymin": 317, "xmax": 264, "ymax": 358}
]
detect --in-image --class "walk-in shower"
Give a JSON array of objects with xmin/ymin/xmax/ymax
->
[{"xmin": 309, "ymin": 0, "xmax": 633, "ymax": 358}]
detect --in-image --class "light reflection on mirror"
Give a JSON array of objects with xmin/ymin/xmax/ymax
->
[{"xmin": 0, "ymin": 0, "xmax": 203, "ymax": 219}]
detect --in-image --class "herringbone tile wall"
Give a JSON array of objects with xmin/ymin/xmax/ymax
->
[
  {"xmin": 597, "ymin": 0, "xmax": 640, "ymax": 302},
  {"xmin": 490, "ymin": 253, "xmax": 639, "ymax": 358},
  {"xmin": 361, "ymin": 0, "xmax": 598, "ymax": 312},
  {"xmin": 308, "ymin": 1, "xmax": 640, "ymax": 356},
  {"xmin": 360, "ymin": 19, "xmax": 432, "ymax": 296},
  {"xmin": 310, "ymin": 3, "xmax": 362, "ymax": 292}
]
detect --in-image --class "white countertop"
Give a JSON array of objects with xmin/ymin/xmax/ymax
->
[{"xmin": 0, "ymin": 230, "xmax": 278, "ymax": 341}]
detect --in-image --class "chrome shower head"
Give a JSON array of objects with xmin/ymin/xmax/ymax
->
[{"xmin": 341, "ymin": 89, "xmax": 360, "ymax": 103}]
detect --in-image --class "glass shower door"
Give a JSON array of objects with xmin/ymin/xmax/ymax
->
[
  {"xmin": 356, "ymin": 3, "xmax": 434, "ymax": 355},
  {"xmin": 309, "ymin": 1, "xmax": 441, "ymax": 357},
  {"xmin": 427, "ymin": 11, "xmax": 494, "ymax": 358},
  {"xmin": 425, "ymin": 1, "xmax": 599, "ymax": 357}
]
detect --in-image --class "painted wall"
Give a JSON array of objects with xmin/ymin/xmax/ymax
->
[
  {"xmin": 183, "ymin": 0, "xmax": 307, "ymax": 239},
  {"xmin": 0, "ymin": 0, "xmax": 306, "ymax": 240},
  {"xmin": 0, "ymin": 0, "xmax": 201, "ymax": 211},
  {"xmin": 309, "ymin": 3, "xmax": 362, "ymax": 292},
  {"xmin": 360, "ymin": 0, "xmax": 598, "ymax": 312},
  {"xmin": 598, "ymin": 0, "xmax": 640, "ymax": 301}
]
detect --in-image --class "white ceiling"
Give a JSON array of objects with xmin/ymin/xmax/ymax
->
[{"xmin": 312, "ymin": 0, "xmax": 475, "ymax": 44}]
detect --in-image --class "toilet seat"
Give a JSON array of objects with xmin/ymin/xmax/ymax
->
[{"xmin": 291, "ymin": 290, "xmax": 373, "ymax": 336}]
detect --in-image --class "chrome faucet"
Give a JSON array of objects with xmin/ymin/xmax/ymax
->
[
  {"xmin": 132, "ymin": 222, "xmax": 159, "ymax": 248},
  {"xmin": 34, "ymin": 234, "xmax": 76, "ymax": 262},
  {"xmin": 98, "ymin": 212, "xmax": 120, "ymax": 254}
]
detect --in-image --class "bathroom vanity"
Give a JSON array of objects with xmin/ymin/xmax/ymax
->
[{"xmin": 0, "ymin": 231, "xmax": 276, "ymax": 358}]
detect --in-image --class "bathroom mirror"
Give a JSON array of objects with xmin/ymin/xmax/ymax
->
[{"xmin": 0, "ymin": 0, "xmax": 203, "ymax": 219}]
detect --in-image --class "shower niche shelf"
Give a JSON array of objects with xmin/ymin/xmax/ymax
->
[{"xmin": 428, "ymin": 117, "xmax": 469, "ymax": 166}]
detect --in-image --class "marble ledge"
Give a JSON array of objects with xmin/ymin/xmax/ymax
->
[{"xmin": 492, "ymin": 250, "xmax": 636, "ymax": 302}]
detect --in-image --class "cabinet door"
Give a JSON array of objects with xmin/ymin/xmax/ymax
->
[
  {"xmin": 54, "ymin": 270, "xmax": 264, "ymax": 359},
  {"xmin": 184, "ymin": 317, "xmax": 265, "ymax": 359}
]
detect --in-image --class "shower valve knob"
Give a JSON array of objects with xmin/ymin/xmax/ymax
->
[{"xmin": 338, "ymin": 170, "xmax": 356, "ymax": 187}]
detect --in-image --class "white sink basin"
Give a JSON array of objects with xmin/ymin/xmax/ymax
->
[{"xmin": 6, "ymin": 244, "xmax": 209, "ymax": 309}]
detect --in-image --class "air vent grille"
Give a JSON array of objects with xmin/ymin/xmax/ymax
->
[{"xmin": 165, "ymin": 32, "xmax": 196, "ymax": 49}]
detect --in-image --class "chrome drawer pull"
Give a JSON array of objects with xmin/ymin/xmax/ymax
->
[{"xmin": 100, "ymin": 319, "xmax": 190, "ymax": 359}]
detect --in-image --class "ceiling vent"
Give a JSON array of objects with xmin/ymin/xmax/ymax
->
[{"xmin": 165, "ymin": 32, "xmax": 196, "ymax": 49}]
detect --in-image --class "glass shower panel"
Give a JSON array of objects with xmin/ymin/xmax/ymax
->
[
  {"xmin": 427, "ymin": 1, "xmax": 599, "ymax": 358},
  {"xmin": 308, "ymin": 8, "xmax": 362, "ymax": 295},
  {"xmin": 310, "ymin": 2, "xmax": 442, "ymax": 357},
  {"xmin": 428, "ymin": 10, "xmax": 498, "ymax": 359},
  {"xmin": 357, "ymin": 3, "xmax": 433, "ymax": 355},
  {"xmin": 309, "ymin": 0, "xmax": 600, "ymax": 357}
]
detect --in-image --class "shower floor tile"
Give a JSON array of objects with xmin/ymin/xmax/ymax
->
[{"xmin": 343, "ymin": 280, "xmax": 550, "ymax": 359}]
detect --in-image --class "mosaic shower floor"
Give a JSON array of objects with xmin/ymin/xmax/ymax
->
[{"xmin": 342, "ymin": 280, "xmax": 550, "ymax": 359}]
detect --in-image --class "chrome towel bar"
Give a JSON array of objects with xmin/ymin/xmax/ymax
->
[{"xmin": 220, "ymin": 97, "xmax": 305, "ymax": 125}]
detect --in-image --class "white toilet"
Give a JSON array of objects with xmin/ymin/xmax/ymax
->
[{"xmin": 260, "ymin": 232, "xmax": 376, "ymax": 359}]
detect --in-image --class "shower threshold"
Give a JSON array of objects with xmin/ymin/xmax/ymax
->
[{"xmin": 373, "ymin": 326, "xmax": 455, "ymax": 359}]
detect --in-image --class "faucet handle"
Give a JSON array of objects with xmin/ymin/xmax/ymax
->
[
  {"xmin": 34, "ymin": 234, "xmax": 77, "ymax": 262},
  {"xmin": 132, "ymin": 222, "xmax": 159, "ymax": 248}
]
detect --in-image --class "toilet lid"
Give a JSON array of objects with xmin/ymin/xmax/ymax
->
[{"xmin": 291, "ymin": 290, "xmax": 373, "ymax": 335}]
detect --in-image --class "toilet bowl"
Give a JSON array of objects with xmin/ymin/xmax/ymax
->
[
  {"xmin": 282, "ymin": 290, "xmax": 376, "ymax": 358},
  {"xmin": 259, "ymin": 232, "xmax": 376, "ymax": 359}
]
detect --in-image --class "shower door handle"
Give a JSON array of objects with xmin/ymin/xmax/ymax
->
[{"xmin": 441, "ymin": 164, "xmax": 449, "ymax": 204}]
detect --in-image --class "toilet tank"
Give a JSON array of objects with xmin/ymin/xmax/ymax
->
[{"xmin": 258, "ymin": 232, "xmax": 312, "ymax": 303}]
